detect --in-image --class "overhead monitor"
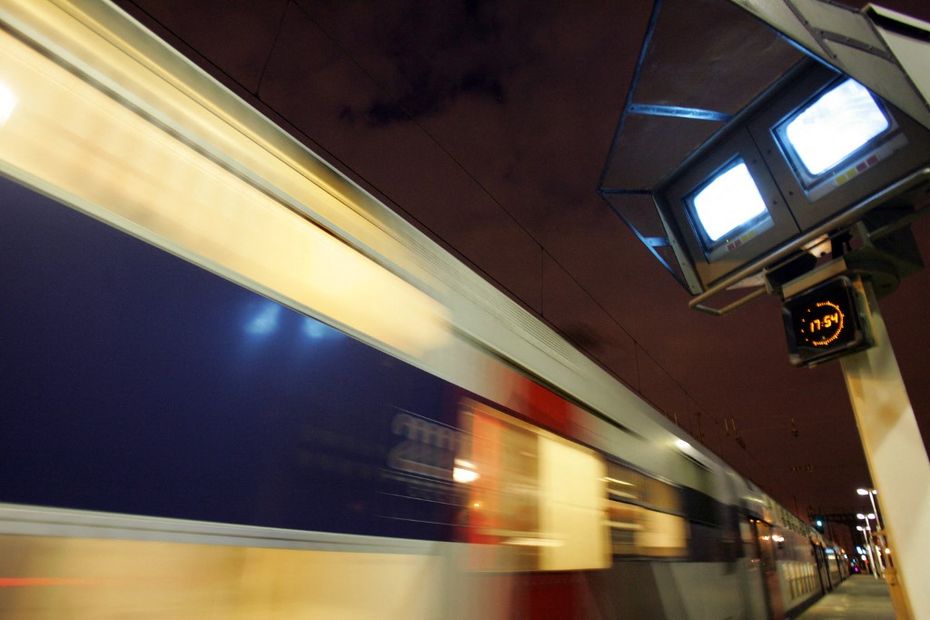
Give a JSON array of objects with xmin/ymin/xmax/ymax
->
[
  {"xmin": 688, "ymin": 159, "xmax": 771, "ymax": 257},
  {"xmin": 659, "ymin": 126, "xmax": 799, "ymax": 290},
  {"xmin": 771, "ymin": 77, "xmax": 905, "ymax": 203},
  {"xmin": 656, "ymin": 60, "xmax": 930, "ymax": 293},
  {"xmin": 750, "ymin": 61, "xmax": 930, "ymax": 232},
  {"xmin": 780, "ymin": 79, "xmax": 890, "ymax": 177}
]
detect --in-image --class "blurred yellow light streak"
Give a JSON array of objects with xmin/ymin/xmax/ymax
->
[
  {"xmin": 0, "ymin": 27, "xmax": 448, "ymax": 356},
  {"xmin": 0, "ymin": 534, "xmax": 441, "ymax": 619}
]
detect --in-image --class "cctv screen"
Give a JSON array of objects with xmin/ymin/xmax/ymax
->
[
  {"xmin": 689, "ymin": 160, "xmax": 769, "ymax": 246},
  {"xmin": 780, "ymin": 79, "xmax": 889, "ymax": 177}
]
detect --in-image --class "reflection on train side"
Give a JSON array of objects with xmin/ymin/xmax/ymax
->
[
  {"xmin": 456, "ymin": 399, "xmax": 610, "ymax": 572},
  {"xmin": 0, "ymin": 535, "xmax": 442, "ymax": 620}
]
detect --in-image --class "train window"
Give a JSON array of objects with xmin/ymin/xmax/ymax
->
[
  {"xmin": 776, "ymin": 79, "xmax": 890, "ymax": 179},
  {"xmin": 605, "ymin": 463, "xmax": 645, "ymax": 503},
  {"xmin": 607, "ymin": 501, "xmax": 641, "ymax": 556},
  {"xmin": 538, "ymin": 435, "xmax": 609, "ymax": 571},
  {"xmin": 645, "ymin": 478, "xmax": 682, "ymax": 514},
  {"xmin": 637, "ymin": 510, "xmax": 688, "ymax": 558},
  {"xmin": 457, "ymin": 399, "xmax": 609, "ymax": 572},
  {"xmin": 606, "ymin": 461, "xmax": 687, "ymax": 559}
]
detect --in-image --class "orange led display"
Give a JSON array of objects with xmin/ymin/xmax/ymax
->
[
  {"xmin": 798, "ymin": 300, "xmax": 845, "ymax": 347},
  {"xmin": 782, "ymin": 276, "xmax": 872, "ymax": 367}
]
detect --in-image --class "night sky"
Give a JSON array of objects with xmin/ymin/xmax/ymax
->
[{"xmin": 112, "ymin": 0, "xmax": 930, "ymax": 521}]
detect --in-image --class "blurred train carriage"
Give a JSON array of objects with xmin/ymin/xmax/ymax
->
[{"xmin": 0, "ymin": 1, "xmax": 847, "ymax": 618}]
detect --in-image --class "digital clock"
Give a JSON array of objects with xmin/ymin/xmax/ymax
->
[{"xmin": 782, "ymin": 276, "xmax": 873, "ymax": 367}]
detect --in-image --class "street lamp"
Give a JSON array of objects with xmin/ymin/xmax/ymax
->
[
  {"xmin": 857, "ymin": 525, "xmax": 878, "ymax": 578},
  {"xmin": 857, "ymin": 488, "xmax": 886, "ymax": 538},
  {"xmin": 857, "ymin": 488, "xmax": 890, "ymax": 574},
  {"xmin": 857, "ymin": 513, "xmax": 883, "ymax": 578}
]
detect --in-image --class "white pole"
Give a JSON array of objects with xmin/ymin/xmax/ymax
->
[
  {"xmin": 868, "ymin": 492, "xmax": 883, "ymax": 532},
  {"xmin": 868, "ymin": 492, "xmax": 889, "ymax": 576},
  {"xmin": 858, "ymin": 525, "xmax": 878, "ymax": 579},
  {"xmin": 864, "ymin": 517, "xmax": 883, "ymax": 577},
  {"xmin": 841, "ymin": 280, "xmax": 930, "ymax": 619}
]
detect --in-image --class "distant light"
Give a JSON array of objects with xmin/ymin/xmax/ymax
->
[
  {"xmin": 0, "ymin": 81, "xmax": 16, "ymax": 126},
  {"xmin": 816, "ymin": 519, "xmax": 823, "ymax": 527},
  {"xmin": 857, "ymin": 488, "xmax": 869, "ymax": 495},
  {"xmin": 857, "ymin": 526, "xmax": 865, "ymax": 531},
  {"xmin": 453, "ymin": 459, "xmax": 479, "ymax": 484},
  {"xmin": 857, "ymin": 513, "xmax": 866, "ymax": 520},
  {"xmin": 784, "ymin": 79, "xmax": 889, "ymax": 175},
  {"xmin": 885, "ymin": 548, "xmax": 891, "ymax": 554},
  {"xmin": 867, "ymin": 513, "xmax": 875, "ymax": 520},
  {"xmin": 692, "ymin": 161, "xmax": 768, "ymax": 242}
]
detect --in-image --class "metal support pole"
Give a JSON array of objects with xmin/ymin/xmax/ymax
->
[{"xmin": 840, "ymin": 280, "xmax": 930, "ymax": 620}]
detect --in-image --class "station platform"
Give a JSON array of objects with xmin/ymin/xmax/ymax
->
[{"xmin": 796, "ymin": 575, "xmax": 894, "ymax": 619}]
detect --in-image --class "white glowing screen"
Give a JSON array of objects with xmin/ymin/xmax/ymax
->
[
  {"xmin": 692, "ymin": 162, "xmax": 768, "ymax": 242},
  {"xmin": 784, "ymin": 79, "xmax": 889, "ymax": 175}
]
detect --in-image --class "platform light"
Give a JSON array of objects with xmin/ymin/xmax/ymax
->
[
  {"xmin": 779, "ymin": 79, "xmax": 889, "ymax": 176},
  {"xmin": 690, "ymin": 160, "xmax": 769, "ymax": 244}
]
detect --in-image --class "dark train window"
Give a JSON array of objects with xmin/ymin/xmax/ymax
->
[{"xmin": 606, "ymin": 462, "xmax": 686, "ymax": 558}]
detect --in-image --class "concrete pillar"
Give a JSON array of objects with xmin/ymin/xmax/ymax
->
[{"xmin": 840, "ymin": 280, "xmax": 930, "ymax": 620}]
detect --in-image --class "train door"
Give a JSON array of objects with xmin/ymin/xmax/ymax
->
[
  {"xmin": 752, "ymin": 520, "xmax": 785, "ymax": 620},
  {"xmin": 813, "ymin": 544, "xmax": 830, "ymax": 592}
]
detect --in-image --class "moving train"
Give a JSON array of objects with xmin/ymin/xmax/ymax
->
[{"xmin": 0, "ymin": 1, "xmax": 848, "ymax": 618}]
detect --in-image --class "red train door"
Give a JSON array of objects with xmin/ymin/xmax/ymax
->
[{"xmin": 752, "ymin": 520, "xmax": 785, "ymax": 620}]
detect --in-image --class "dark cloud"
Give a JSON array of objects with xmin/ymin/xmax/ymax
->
[{"xmin": 350, "ymin": 0, "xmax": 538, "ymax": 125}]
